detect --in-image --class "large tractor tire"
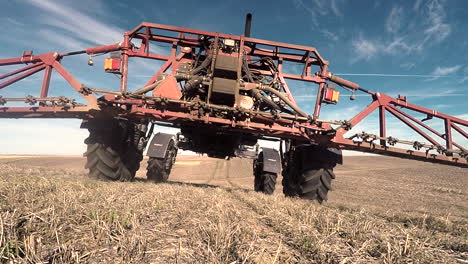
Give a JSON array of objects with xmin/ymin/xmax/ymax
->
[
  {"xmin": 146, "ymin": 140, "xmax": 177, "ymax": 183},
  {"xmin": 83, "ymin": 120, "xmax": 147, "ymax": 181},
  {"xmin": 253, "ymin": 152, "xmax": 278, "ymax": 194},
  {"xmin": 254, "ymin": 172, "xmax": 277, "ymax": 194},
  {"xmin": 84, "ymin": 142, "xmax": 134, "ymax": 181},
  {"xmin": 282, "ymin": 144, "xmax": 340, "ymax": 203},
  {"xmin": 298, "ymin": 167, "xmax": 335, "ymax": 202}
]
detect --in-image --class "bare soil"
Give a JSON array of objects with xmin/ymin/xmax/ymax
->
[{"xmin": 0, "ymin": 155, "xmax": 467, "ymax": 263}]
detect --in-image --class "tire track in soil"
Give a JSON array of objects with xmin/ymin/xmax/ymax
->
[
  {"xmin": 213, "ymin": 160, "xmax": 306, "ymax": 260},
  {"xmin": 224, "ymin": 175, "xmax": 321, "ymax": 262},
  {"xmin": 223, "ymin": 189, "xmax": 306, "ymax": 261},
  {"xmin": 204, "ymin": 160, "xmax": 221, "ymax": 185},
  {"xmin": 225, "ymin": 159, "xmax": 255, "ymax": 190},
  {"xmin": 225, "ymin": 160, "xmax": 237, "ymax": 188}
]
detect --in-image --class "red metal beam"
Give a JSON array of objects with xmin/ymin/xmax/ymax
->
[
  {"xmin": 389, "ymin": 96, "xmax": 468, "ymax": 127},
  {"xmin": 444, "ymin": 119, "xmax": 453, "ymax": 152},
  {"xmin": 386, "ymin": 105, "xmax": 441, "ymax": 147},
  {"xmin": 390, "ymin": 105, "xmax": 466, "ymax": 151},
  {"xmin": 0, "ymin": 64, "xmax": 46, "ymax": 89},
  {"xmin": 379, "ymin": 105, "xmax": 386, "ymax": 146},
  {"xmin": 50, "ymin": 61, "xmax": 97, "ymax": 106},
  {"xmin": 452, "ymin": 123, "xmax": 468, "ymax": 139},
  {"xmin": 40, "ymin": 66, "xmax": 52, "ymax": 98},
  {"xmin": 339, "ymin": 100, "xmax": 380, "ymax": 130},
  {"xmin": 0, "ymin": 63, "xmax": 44, "ymax": 80},
  {"xmin": 333, "ymin": 138, "xmax": 467, "ymax": 167}
]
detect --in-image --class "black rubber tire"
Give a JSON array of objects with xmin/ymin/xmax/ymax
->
[
  {"xmin": 253, "ymin": 152, "xmax": 277, "ymax": 194},
  {"xmin": 84, "ymin": 143, "xmax": 133, "ymax": 181},
  {"xmin": 298, "ymin": 168, "xmax": 335, "ymax": 203},
  {"xmin": 83, "ymin": 121, "xmax": 146, "ymax": 181},
  {"xmin": 146, "ymin": 141, "xmax": 176, "ymax": 183},
  {"xmin": 254, "ymin": 172, "xmax": 277, "ymax": 194},
  {"xmin": 283, "ymin": 166, "xmax": 335, "ymax": 203},
  {"xmin": 282, "ymin": 169, "xmax": 299, "ymax": 197},
  {"xmin": 122, "ymin": 145, "xmax": 143, "ymax": 177},
  {"xmin": 282, "ymin": 145, "xmax": 338, "ymax": 204},
  {"xmin": 147, "ymin": 158, "xmax": 171, "ymax": 183}
]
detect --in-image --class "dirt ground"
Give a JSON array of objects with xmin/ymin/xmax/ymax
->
[
  {"xmin": 1, "ymin": 155, "xmax": 466, "ymax": 221},
  {"xmin": 0, "ymin": 155, "xmax": 467, "ymax": 263}
]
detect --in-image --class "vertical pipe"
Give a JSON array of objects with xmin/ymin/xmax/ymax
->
[
  {"xmin": 313, "ymin": 82, "xmax": 325, "ymax": 119},
  {"xmin": 40, "ymin": 66, "xmax": 52, "ymax": 98},
  {"xmin": 120, "ymin": 33, "xmax": 130, "ymax": 92},
  {"xmin": 379, "ymin": 105, "xmax": 386, "ymax": 146},
  {"xmin": 444, "ymin": 119, "xmax": 453, "ymax": 155},
  {"xmin": 244, "ymin": 13, "xmax": 252, "ymax": 37}
]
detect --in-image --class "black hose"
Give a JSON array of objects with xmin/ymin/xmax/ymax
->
[
  {"xmin": 257, "ymin": 85, "xmax": 308, "ymax": 117},
  {"xmin": 133, "ymin": 79, "xmax": 163, "ymax": 95},
  {"xmin": 250, "ymin": 88, "xmax": 281, "ymax": 111},
  {"xmin": 184, "ymin": 76, "xmax": 204, "ymax": 92},
  {"xmin": 191, "ymin": 54, "xmax": 212, "ymax": 75}
]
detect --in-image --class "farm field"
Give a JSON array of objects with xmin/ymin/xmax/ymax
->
[{"xmin": 0, "ymin": 155, "xmax": 467, "ymax": 263}]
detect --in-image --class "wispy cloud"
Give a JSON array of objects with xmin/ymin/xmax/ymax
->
[
  {"xmin": 37, "ymin": 29, "xmax": 90, "ymax": 51},
  {"xmin": 351, "ymin": 34, "xmax": 380, "ymax": 61},
  {"xmin": 321, "ymin": 30, "xmax": 339, "ymax": 41},
  {"xmin": 461, "ymin": 66, "xmax": 468, "ymax": 83},
  {"xmin": 2, "ymin": 17, "xmax": 24, "ymax": 27},
  {"xmin": 423, "ymin": 0, "xmax": 451, "ymax": 43},
  {"xmin": 389, "ymin": 86, "xmax": 466, "ymax": 101},
  {"xmin": 413, "ymin": 0, "xmax": 423, "ymax": 10},
  {"xmin": 400, "ymin": 63, "xmax": 416, "ymax": 70},
  {"xmin": 293, "ymin": 0, "xmax": 343, "ymax": 41},
  {"xmin": 26, "ymin": 0, "xmax": 124, "ymax": 46},
  {"xmin": 330, "ymin": 0, "xmax": 343, "ymax": 17},
  {"xmin": 335, "ymin": 73, "xmax": 454, "ymax": 78},
  {"xmin": 352, "ymin": 0, "xmax": 452, "ymax": 62},
  {"xmin": 430, "ymin": 65, "xmax": 461, "ymax": 80},
  {"xmin": 386, "ymin": 7, "xmax": 404, "ymax": 34}
]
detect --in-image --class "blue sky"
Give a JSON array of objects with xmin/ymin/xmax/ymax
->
[{"xmin": 0, "ymin": 0, "xmax": 467, "ymax": 154}]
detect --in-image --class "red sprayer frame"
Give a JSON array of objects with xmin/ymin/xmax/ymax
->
[{"xmin": 0, "ymin": 22, "xmax": 466, "ymax": 166}]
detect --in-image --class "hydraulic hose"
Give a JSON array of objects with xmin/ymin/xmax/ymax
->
[
  {"xmin": 250, "ymin": 88, "xmax": 281, "ymax": 111},
  {"xmin": 257, "ymin": 85, "xmax": 308, "ymax": 117},
  {"xmin": 190, "ymin": 54, "xmax": 213, "ymax": 75},
  {"xmin": 184, "ymin": 76, "xmax": 204, "ymax": 92},
  {"xmin": 133, "ymin": 79, "xmax": 163, "ymax": 95}
]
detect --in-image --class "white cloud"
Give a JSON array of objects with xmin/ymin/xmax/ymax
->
[
  {"xmin": 330, "ymin": 0, "xmax": 343, "ymax": 17},
  {"xmin": 423, "ymin": 0, "xmax": 451, "ymax": 43},
  {"xmin": 413, "ymin": 0, "xmax": 423, "ymax": 11},
  {"xmin": 431, "ymin": 65, "xmax": 461, "ymax": 76},
  {"xmin": 352, "ymin": 0, "xmax": 452, "ymax": 62},
  {"xmin": 294, "ymin": 0, "xmax": 343, "ymax": 41},
  {"xmin": 455, "ymin": 113, "xmax": 468, "ymax": 120},
  {"xmin": 321, "ymin": 29, "xmax": 339, "ymax": 41},
  {"xmin": 351, "ymin": 35, "xmax": 413, "ymax": 62},
  {"xmin": 38, "ymin": 29, "xmax": 91, "ymax": 51},
  {"xmin": 386, "ymin": 7, "xmax": 404, "ymax": 34},
  {"xmin": 400, "ymin": 63, "xmax": 416, "ymax": 70},
  {"xmin": 351, "ymin": 34, "xmax": 380, "ymax": 61},
  {"xmin": 26, "ymin": 0, "xmax": 124, "ymax": 46}
]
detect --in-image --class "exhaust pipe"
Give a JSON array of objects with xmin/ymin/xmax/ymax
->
[{"xmin": 244, "ymin": 13, "xmax": 252, "ymax": 37}]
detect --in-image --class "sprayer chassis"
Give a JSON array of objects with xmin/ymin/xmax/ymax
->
[{"xmin": 0, "ymin": 21, "xmax": 466, "ymax": 167}]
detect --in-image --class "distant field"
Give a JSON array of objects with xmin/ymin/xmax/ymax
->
[{"xmin": 0, "ymin": 155, "xmax": 466, "ymax": 263}]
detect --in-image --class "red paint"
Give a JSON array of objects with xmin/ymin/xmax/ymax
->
[{"xmin": 152, "ymin": 76, "xmax": 182, "ymax": 99}]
